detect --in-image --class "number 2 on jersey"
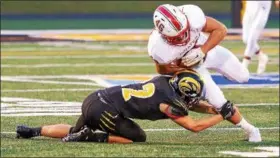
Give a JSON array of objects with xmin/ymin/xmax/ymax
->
[{"xmin": 122, "ymin": 83, "xmax": 155, "ymax": 101}]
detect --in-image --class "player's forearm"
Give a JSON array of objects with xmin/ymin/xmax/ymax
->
[
  {"xmin": 189, "ymin": 101, "xmax": 219, "ymax": 114},
  {"xmin": 190, "ymin": 115, "xmax": 223, "ymax": 132},
  {"xmin": 201, "ymin": 27, "xmax": 227, "ymax": 54},
  {"xmin": 189, "ymin": 105, "xmax": 218, "ymax": 114}
]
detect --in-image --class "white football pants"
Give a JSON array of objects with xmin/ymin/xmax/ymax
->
[
  {"xmin": 193, "ymin": 45, "xmax": 250, "ymax": 109},
  {"xmin": 242, "ymin": 1, "xmax": 272, "ymax": 57}
]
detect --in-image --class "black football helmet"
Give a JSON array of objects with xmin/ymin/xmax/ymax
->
[{"xmin": 169, "ymin": 70, "xmax": 204, "ymax": 108}]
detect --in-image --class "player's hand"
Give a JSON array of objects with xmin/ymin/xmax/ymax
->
[
  {"xmin": 181, "ymin": 47, "xmax": 205, "ymax": 67},
  {"xmin": 219, "ymin": 101, "xmax": 235, "ymax": 120}
]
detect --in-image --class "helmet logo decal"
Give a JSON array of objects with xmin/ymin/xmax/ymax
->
[
  {"xmin": 178, "ymin": 77, "xmax": 201, "ymax": 96},
  {"xmin": 155, "ymin": 20, "xmax": 165, "ymax": 33}
]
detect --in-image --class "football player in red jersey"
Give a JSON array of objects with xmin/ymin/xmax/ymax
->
[{"xmin": 148, "ymin": 4, "xmax": 261, "ymax": 142}]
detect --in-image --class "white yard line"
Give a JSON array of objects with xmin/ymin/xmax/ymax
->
[
  {"xmin": 1, "ymin": 54, "xmax": 278, "ymax": 60},
  {"xmin": 1, "ymin": 73, "xmax": 278, "ymax": 78},
  {"xmin": 0, "ymin": 85, "xmax": 279, "ymax": 93},
  {"xmin": 3, "ymin": 103, "xmax": 277, "ymax": 113},
  {"xmin": 1, "ymin": 55, "xmax": 148, "ymax": 59},
  {"xmin": 89, "ymin": 77, "xmax": 115, "ymax": 88},
  {"xmin": 2, "ymin": 108, "xmax": 81, "ymax": 113},
  {"xmin": 1, "ymin": 77, "xmax": 100, "ymax": 86},
  {"xmin": 237, "ymin": 103, "xmax": 279, "ymax": 106},
  {"xmin": 2, "ymin": 61, "xmax": 279, "ymax": 68},
  {"xmin": 0, "ymin": 113, "xmax": 82, "ymax": 117},
  {"xmin": 144, "ymin": 127, "xmax": 280, "ymax": 132},
  {"xmin": 1, "ymin": 63, "xmax": 154, "ymax": 68},
  {"xmin": 1, "ymin": 28, "xmax": 278, "ymax": 34},
  {"xmin": 219, "ymin": 84, "xmax": 279, "ymax": 89},
  {"xmin": 1, "ymin": 73, "xmax": 278, "ymax": 89},
  {"xmin": 1, "ymin": 127, "xmax": 279, "ymax": 134},
  {"xmin": 1, "ymin": 88, "xmax": 96, "ymax": 92},
  {"xmin": 1, "ymin": 103, "xmax": 278, "ymax": 116},
  {"xmin": 2, "ymin": 45, "xmax": 147, "ymax": 52}
]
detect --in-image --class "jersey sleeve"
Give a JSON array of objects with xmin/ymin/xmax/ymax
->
[
  {"xmin": 178, "ymin": 5, "xmax": 206, "ymax": 31},
  {"xmin": 147, "ymin": 31, "xmax": 177, "ymax": 64}
]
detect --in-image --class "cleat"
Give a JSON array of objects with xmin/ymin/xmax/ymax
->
[
  {"xmin": 16, "ymin": 125, "xmax": 35, "ymax": 139},
  {"xmin": 62, "ymin": 126, "xmax": 91, "ymax": 142},
  {"xmin": 62, "ymin": 126, "xmax": 108, "ymax": 142},
  {"xmin": 247, "ymin": 128, "xmax": 262, "ymax": 142},
  {"xmin": 257, "ymin": 53, "xmax": 268, "ymax": 75}
]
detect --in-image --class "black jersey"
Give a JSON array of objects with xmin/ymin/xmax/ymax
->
[{"xmin": 98, "ymin": 76, "xmax": 188, "ymax": 120}]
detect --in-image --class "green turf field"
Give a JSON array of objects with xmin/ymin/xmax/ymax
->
[{"xmin": 1, "ymin": 40, "xmax": 279, "ymax": 157}]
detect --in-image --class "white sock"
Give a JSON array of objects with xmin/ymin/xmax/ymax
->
[
  {"xmin": 236, "ymin": 118, "xmax": 255, "ymax": 133},
  {"xmin": 242, "ymin": 58, "xmax": 250, "ymax": 68},
  {"xmin": 257, "ymin": 51, "xmax": 265, "ymax": 59}
]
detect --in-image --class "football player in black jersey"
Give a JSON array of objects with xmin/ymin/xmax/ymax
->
[{"xmin": 16, "ymin": 70, "xmax": 235, "ymax": 143}]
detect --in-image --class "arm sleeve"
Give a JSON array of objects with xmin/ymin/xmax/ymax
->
[
  {"xmin": 178, "ymin": 5, "xmax": 206, "ymax": 31},
  {"xmin": 164, "ymin": 93, "xmax": 189, "ymax": 118},
  {"xmin": 164, "ymin": 106, "xmax": 188, "ymax": 119}
]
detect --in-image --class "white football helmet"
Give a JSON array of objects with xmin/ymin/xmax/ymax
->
[{"xmin": 153, "ymin": 4, "xmax": 189, "ymax": 45}]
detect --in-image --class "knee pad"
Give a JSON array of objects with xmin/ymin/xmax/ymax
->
[
  {"xmin": 121, "ymin": 124, "xmax": 146, "ymax": 142},
  {"xmin": 116, "ymin": 118, "xmax": 147, "ymax": 142},
  {"xmin": 219, "ymin": 101, "xmax": 236, "ymax": 119}
]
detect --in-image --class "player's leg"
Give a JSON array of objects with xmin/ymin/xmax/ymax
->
[
  {"xmin": 95, "ymin": 110, "xmax": 146, "ymax": 143},
  {"xmin": 63, "ymin": 91, "xmax": 146, "ymax": 143},
  {"xmin": 16, "ymin": 91, "xmax": 96, "ymax": 139},
  {"xmin": 112, "ymin": 116, "xmax": 146, "ymax": 143},
  {"xmin": 204, "ymin": 45, "xmax": 249, "ymax": 83},
  {"xmin": 63, "ymin": 110, "xmax": 146, "ymax": 143},
  {"xmin": 242, "ymin": 1, "xmax": 254, "ymax": 46},
  {"xmin": 16, "ymin": 124, "xmax": 74, "ymax": 139},
  {"xmin": 241, "ymin": 1, "xmax": 258, "ymax": 68},
  {"xmin": 255, "ymin": 2, "xmax": 271, "ymax": 74},
  {"xmin": 194, "ymin": 65, "xmax": 261, "ymax": 142},
  {"xmin": 202, "ymin": 47, "xmax": 261, "ymax": 142},
  {"xmin": 41, "ymin": 124, "xmax": 72, "ymax": 138},
  {"xmin": 242, "ymin": 1, "xmax": 271, "ymax": 74},
  {"xmin": 16, "ymin": 113, "xmax": 86, "ymax": 139}
]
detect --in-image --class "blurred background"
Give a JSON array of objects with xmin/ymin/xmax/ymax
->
[{"xmin": 1, "ymin": 1, "xmax": 279, "ymax": 29}]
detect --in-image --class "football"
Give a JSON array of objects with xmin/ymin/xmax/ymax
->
[{"xmin": 173, "ymin": 58, "xmax": 203, "ymax": 69}]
